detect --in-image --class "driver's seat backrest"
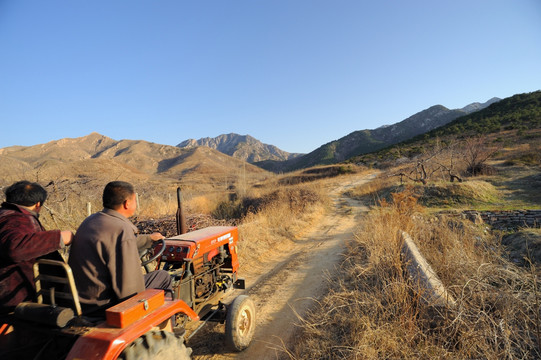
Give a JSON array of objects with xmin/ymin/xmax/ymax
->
[{"xmin": 33, "ymin": 259, "xmax": 83, "ymax": 316}]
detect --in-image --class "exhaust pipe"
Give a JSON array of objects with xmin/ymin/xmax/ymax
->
[{"xmin": 176, "ymin": 187, "xmax": 187, "ymax": 235}]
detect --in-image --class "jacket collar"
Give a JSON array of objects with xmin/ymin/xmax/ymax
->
[
  {"xmin": 0, "ymin": 202, "xmax": 39, "ymax": 218},
  {"xmin": 101, "ymin": 207, "xmax": 138, "ymax": 233}
]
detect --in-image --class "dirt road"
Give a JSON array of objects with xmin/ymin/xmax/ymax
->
[{"xmin": 189, "ymin": 173, "xmax": 375, "ymax": 359}]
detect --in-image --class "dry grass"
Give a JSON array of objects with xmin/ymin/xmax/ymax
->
[
  {"xmin": 502, "ymin": 229, "xmax": 541, "ymax": 266},
  {"xmin": 346, "ymin": 170, "xmax": 523, "ymax": 211},
  {"xmin": 235, "ymin": 181, "xmax": 331, "ymax": 267},
  {"xmin": 290, "ymin": 188, "xmax": 541, "ymax": 359},
  {"xmin": 138, "ymin": 189, "xmax": 230, "ymax": 219},
  {"xmin": 278, "ymin": 164, "xmax": 361, "ymax": 185},
  {"xmin": 416, "ymin": 180, "xmax": 501, "ymax": 208},
  {"xmin": 344, "ymin": 171, "xmax": 393, "ymax": 199}
]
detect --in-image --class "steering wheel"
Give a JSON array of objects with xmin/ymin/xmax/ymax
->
[{"xmin": 140, "ymin": 239, "xmax": 166, "ymax": 267}]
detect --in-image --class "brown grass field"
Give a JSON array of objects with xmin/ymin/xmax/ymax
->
[
  {"xmin": 1, "ymin": 131, "xmax": 540, "ymax": 359},
  {"xmin": 287, "ymin": 138, "xmax": 541, "ymax": 359}
]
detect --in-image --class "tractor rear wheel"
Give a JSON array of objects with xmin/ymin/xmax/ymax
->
[
  {"xmin": 118, "ymin": 330, "xmax": 192, "ymax": 360},
  {"xmin": 225, "ymin": 295, "xmax": 256, "ymax": 351}
]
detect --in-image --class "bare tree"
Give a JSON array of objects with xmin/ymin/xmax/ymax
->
[
  {"xmin": 463, "ymin": 136, "xmax": 499, "ymax": 176},
  {"xmin": 434, "ymin": 140, "xmax": 463, "ymax": 182},
  {"xmin": 393, "ymin": 138, "xmax": 465, "ymax": 184},
  {"xmin": 393, "ymin": 148, "xmax": 441, "ymax": 185}
]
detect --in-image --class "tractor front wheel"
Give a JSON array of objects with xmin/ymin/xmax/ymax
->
[
  {"xmin": 118, "ymin": 330, "xmax": 192, "ymax": 360},
  {"xmin": 225, "ymin": 295, "xmax": 256, "ymax": 351}
]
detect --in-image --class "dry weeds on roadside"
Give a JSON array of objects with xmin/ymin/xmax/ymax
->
[
  {"xmin": 236, "ymin": 182, "xmax": 330, "ymax": 265},
  {"xmin": 344, "ymin": 170, "xmax": 395, "ymax": 202},
  {"xmin": 290, "ymin": 188, "xmax": 541, "ymax": 359},
  {"xmin": 128, "ymin": 177, "xmax": 331, "ymax": 266}
]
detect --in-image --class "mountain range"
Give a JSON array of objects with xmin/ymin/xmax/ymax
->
[
  {"xmin": 5, "ymin": 93, "xmax": 538, "ymax": 190},
  {"xmin": 176, "ymin": 97, "xmax": 499, "ymax": 172},
  {"xmin": 273, "ymin": 97, "xmax": 501, "ymax": 171},
  {"xmin": 0, "ymin": 132, "xmax": 267, "ymax": 190}
]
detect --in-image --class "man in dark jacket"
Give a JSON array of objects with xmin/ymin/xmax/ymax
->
[
  {"xmin": 68, "ymin": 181, "xmax": 171, "ymax": 314},
  {"xmin": 0, "ymin": 181, "xmax": 73, "ymax": 314}
]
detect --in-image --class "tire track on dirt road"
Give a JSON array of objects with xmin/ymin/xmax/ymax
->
[{"xmin": 189, "ymin": 173, "xmax": 375, "ymax": 360}]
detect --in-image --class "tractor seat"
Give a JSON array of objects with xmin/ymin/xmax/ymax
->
[
  {"xmin": 13, "ymin": 259, "xmax": 83, "ymax": 328},
  {"xmin": 32, "ymin": 259, "xmax": 83, "ymax": 316}
]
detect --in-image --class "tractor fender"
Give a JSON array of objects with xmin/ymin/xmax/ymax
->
[{"xmin": 66, "ymin": 298, "xmax": 198, "ymax": 360}]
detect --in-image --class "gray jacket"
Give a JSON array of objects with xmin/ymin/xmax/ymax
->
[{"xmin": 68, "ymin": 208, "xmax": 152, "ymax": 310}]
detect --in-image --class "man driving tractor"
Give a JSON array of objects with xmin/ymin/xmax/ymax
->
[{"xmin": 68, "ymin": 181, "xmax": 171, "ymax": 315}]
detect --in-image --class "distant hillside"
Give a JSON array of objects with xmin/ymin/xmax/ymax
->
[
  {"xmin": 0, "ymin": 133, "xmax": 268, "ymax": 190},
  {"xmin": 257, "ymin": 98, "xmax": 500, "ymax": 172},
  {"xmin": 412, "ymin": 91, "xmax": 541, "ymax": 140},
  {"xmin": 350, "ymin": 90, "xmax": 541, "ymax": 165},
  {"xmin": 177, "ymin": 133, "xmax": 303, "ymax": 163}
]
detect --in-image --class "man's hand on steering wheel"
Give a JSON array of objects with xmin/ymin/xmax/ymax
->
[
  {"xmin": 140, "ymin": 233, "xmax": 166, "ymax": 267},
  {"xmin": 149, "ymin": 232, "xmax": 165, "ymax": 242}
]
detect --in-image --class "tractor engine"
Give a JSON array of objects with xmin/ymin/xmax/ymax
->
[
  {"xmin": 153, "ymin": 226, "xmax": 242, "ymax": 311},
  {"xmin": 195, "ymin": 270, "xmax": 214, "ymax": 298}
]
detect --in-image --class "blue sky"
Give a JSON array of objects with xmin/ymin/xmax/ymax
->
[{"xmin": 1, "ymin": 1, "xmax": 540, "ymax": 154}]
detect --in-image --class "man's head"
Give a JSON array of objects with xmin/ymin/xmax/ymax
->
[
  {"xmin": 5, "ymin": 181, "xmax": 47, "ymax": 209},
  {"xmin": 103, "ymin": 181, "xmax": 137, "ymax": 217}
]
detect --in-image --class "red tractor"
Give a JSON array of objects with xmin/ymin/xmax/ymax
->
[{"xmin": 0, "ymin": 188, "xmax": 256, "ymax": 359}]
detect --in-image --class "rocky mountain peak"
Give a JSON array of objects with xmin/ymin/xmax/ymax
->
[
  {"xmin": 177, "ymin": 133, "xmax": 302, "ymax": 163},
  {"xmin": 460, "ymin": 97, "xmax": 501, "ymax": 114}
]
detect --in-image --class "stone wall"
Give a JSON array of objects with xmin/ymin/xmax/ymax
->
[{"xmin": 462, "ymin": 210, "xmax": 541, "ymax": 230}]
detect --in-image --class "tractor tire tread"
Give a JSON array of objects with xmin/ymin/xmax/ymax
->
[{"xmin": 118, "ymin": 330, "xmax": 192, "ymax": 360}]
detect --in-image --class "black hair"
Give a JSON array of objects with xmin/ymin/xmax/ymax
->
[
  {"xmin": 103, "ymin": 181, "xmax": 135, "ymax": 210},
  {"xmin": 5, "ymin": 181, "xmax": 48, "ymax": 207}
]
